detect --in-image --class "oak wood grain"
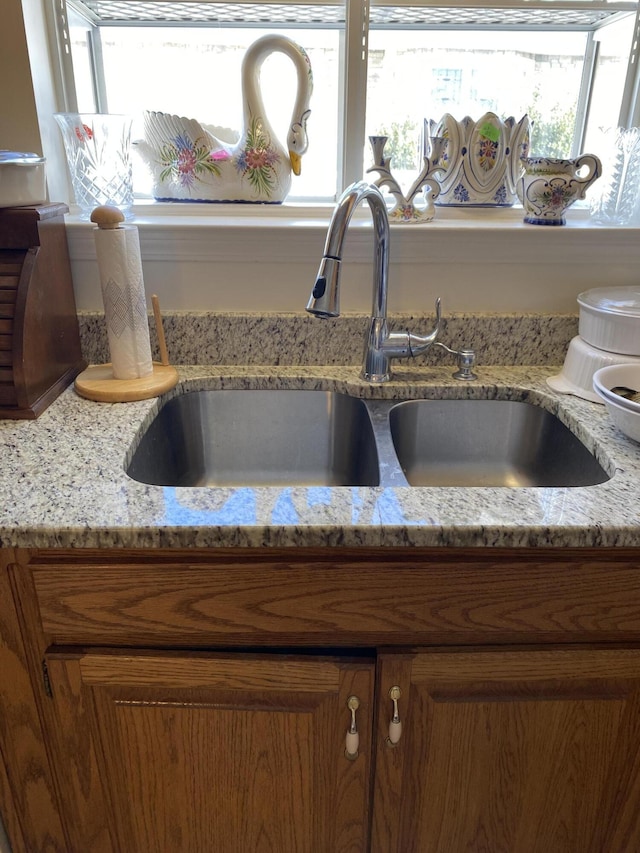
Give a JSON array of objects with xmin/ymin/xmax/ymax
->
[
  {"xmin": 8, "ymin": 546, "xmax": 640, "ymax": 851},
  {"xmin": 48, "ymin": 649, "xmax": 374, "ymax": 853},
  {"xmin": 0, "ymin": 550, "xmax": 67, "ymax": 852},
  {"xmin": 372, "ymin": 648, "xmax": 640, "ymax": 853},
  {"xmin": 30, "ymin": 547, "xmax": 640, "ymax": 646},
  {"xmin": 0, "ymin": 746, "xmax": 25, "ymax": 853},
  {"xmin": 9, "ymin": 559, "xmax": 114, "ymax": 853}
]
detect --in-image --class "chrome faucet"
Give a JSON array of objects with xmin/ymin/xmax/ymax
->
[{"xmin": 306, "ymin": 180, "xmax": 443, "ymax": 382}]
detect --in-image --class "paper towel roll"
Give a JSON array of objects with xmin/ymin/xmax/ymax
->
[{"xmin": 93, "ymin": 224, "xmax": 153, "ymax": 380}]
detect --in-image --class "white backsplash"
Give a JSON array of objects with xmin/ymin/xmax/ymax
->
[{"xmin": 64, "ymin": 206, "xmax": 640, "ymax": 314}]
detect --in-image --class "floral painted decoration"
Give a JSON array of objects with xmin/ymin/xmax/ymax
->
[
  {"xmin": 438, "ymin": 134, "xmax": 451, "ymax": 172},
  {"xmin": 453, "ymin": 183, "xmax": 470, "ymax": 203},
  {"xmin": 536, "ymin": 180, "xmax": 575, "ymax": 210},
  {"xmin": 477, "ymin": 137, "xmax": 498, "ymax": 172},
  {"xmin": 74, "ymin": 124, "xmax": 94, "ymax": 143},
  {"xmin": 391, "ymin": 204, "xmax": 422, "ymax": 222},
  {"xmin": 158, "ymin": 134, "xmax": 222, "ymax": 189},
  {"xmin": 234, "ymin": 116, "xmax": 281, "ymax": 197},
  {"xmin": 494, "ymin": 184, "xmax": 507, "ymax": 204}
]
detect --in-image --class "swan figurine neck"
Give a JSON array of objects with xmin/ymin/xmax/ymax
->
[
  {"xmin": 136, "ymin": 34, "xmax": 313, "ymax": 203},
  {"xmin": 241, "ymin": 34, "xmax": 312, "ymax": 180}
]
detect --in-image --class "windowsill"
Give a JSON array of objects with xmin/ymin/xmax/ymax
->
[
  {"xmin": 66, "ymin": 198, "xmax": 610, "ymax": 227},
  {"xmin": 64, "ymin": 199, "xmax": 640, "ymax": 266}
]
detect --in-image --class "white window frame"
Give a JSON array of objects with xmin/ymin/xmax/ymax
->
[
  {"xmin": 45, "ymin": 0, "xmax": 640, "ymax": 202},
  {"xmin": 11, "ymin": 0, "xmax": 637, "ymax": 319}
]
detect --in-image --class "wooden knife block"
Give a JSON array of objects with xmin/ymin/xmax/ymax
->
[{"xmin": 0, "ymin": 203, "xmax": 86, "ymax": 418}]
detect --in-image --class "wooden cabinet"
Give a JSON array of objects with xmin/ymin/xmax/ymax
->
[
  {"xmin": 4, "ymin": 546, "xmax": 640, "ymax": 852},
  {"xmin": 372, "ymin": 648, "xmax": 640, "ymax": 853},
  {"xmin": 0, "ymin": 204, "xmax": 85, "ymax": 417},
  {"xmin": 46, "ymin": 650, "xmax": 374, "ymax": 853}
]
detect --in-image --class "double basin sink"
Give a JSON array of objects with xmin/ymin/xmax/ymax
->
[{"xmin": 127, "ymin": 389, "xmax": 610, "ymax": 489}]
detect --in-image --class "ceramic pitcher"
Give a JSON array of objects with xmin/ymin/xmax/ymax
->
[{"xmin": 517, "ymin": 154, "xmax": 602, "ymax": 225}]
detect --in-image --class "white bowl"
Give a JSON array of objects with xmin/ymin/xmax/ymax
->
[
  {"xmin": 546, "ymin": 336, "xmax": 640, "ymax": 403},
  {"xmin": 593, "ymin": 363, "xmax": 640, "ymax": 414},
  {"xmin": 577, "ymin": 287, "xmax": 640, "ymax": 355},
  {"xmin": 593, "ymin": 385, "xmax": 640, "ymax": 443},
  {"xmin": 593, "ymin": 380, "xmax": 640, "ymax": 413}
]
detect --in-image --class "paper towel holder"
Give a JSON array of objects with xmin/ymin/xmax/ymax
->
[{"xmin": 74, "ymin": 206, "xmax": 179, "ymax": 403}]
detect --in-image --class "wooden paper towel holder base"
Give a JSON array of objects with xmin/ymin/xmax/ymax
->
[
  {"xmin": 74, "ymin": 362, "xmax": 179, "ymax": 403},
  {"xmin": 74, "ymin": 244, "xmax": 179, "ymax": 403}
]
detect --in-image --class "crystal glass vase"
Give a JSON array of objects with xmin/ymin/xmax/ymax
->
[{"xmin": 54, "ymin": 113, "xmax": 133, "ymax": 219}]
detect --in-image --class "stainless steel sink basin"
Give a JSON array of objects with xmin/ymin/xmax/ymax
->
[
  {"xmin": 389, "ymin": 399, "xmax": 610, "ymax": 487},
  {"xmin": 127, "ymin": 389, "xmax": 610, "ymax": 490},
  {"xmin": 127, "ymin": 389, "xmax": 380, "ymax": 487}
]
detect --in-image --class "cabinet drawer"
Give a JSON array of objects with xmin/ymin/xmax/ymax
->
[
  {"xmin": 27, "ymin": 549, "xmax": 640, "ymax": 647},
  {"xmin": 0, "ymin": 291, "xmax": 17, "ymax": 323},
  {"xmin": 0, "ymin": 256, "xmax": 19, "ymax": 329},
  {"xmin": 0, "ymin": 250, "xmax": 25, "ymax": 271},
  {"xmin": 0, "ymin": 254, "xmax": 21, "ymax": 317}
]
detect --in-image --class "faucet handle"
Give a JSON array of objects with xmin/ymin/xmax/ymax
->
[
  {"xmin": 433, "ymin": 296, "xmax": 442, "ymax": 330},
  {"xmin": 435, "ymin": 341, "xmax": 478, "ymax": 380},
  {"xmin": 406, "ymin": 297, "xmax": 442, "ymax": 358}
]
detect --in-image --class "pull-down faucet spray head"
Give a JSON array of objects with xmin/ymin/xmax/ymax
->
[{"xmin": 307, "ymin": 255, "xmax": 341, "ymax": 318}]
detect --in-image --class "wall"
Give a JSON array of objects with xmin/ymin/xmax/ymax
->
[
  {"xmin": 0, "ymin": 0, "xmax": 41, "ymax": 153},
  {"xmin": 0, "ymin": 0, "xmax": 73, "ymax": 201},
  {"xmin": 66, "ymin": 207, "xmax": 640, "ymax": 314}
]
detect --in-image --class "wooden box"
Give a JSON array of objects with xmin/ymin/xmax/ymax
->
[{"xmin": 0, "ymin": 203, "xmax": 86, "ymax": 418}]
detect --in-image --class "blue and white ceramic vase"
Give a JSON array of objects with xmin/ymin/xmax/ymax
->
[{"xmin": 427, "ymin": 112, "xmax": 530, "ymax": 206}]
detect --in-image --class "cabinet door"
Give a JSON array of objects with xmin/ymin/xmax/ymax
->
[
  {"xmin": 46, "ymin": 650, "xmax": 374, "ymax": 853},
  {"xmin": 372, "ymin": 648, "xmax": 640, "ymax": 853}
]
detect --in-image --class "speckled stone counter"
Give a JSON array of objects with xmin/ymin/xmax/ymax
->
[
  {"xmin": 78, "ymin": 311, "xmax": 579, "ymax": 367},
  {"xmin": 1, "ymin": 363, "xmax": 639, "ymax": 549}
]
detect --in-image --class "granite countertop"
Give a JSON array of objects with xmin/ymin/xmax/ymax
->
[{"xmin": 1, "ymin": 363, "xmax": 639, "ymax": 550}]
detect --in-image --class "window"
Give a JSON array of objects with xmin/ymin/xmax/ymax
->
[{"xmin": 54, "ymin": 0, "xmax": 640, "ymax": 202}]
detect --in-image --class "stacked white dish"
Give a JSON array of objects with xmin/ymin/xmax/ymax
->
[
  {"xmin": 547, "ymin": 286, "xmax": 640, "ymax": 404},
  {"xmin": 593, "ymin": 363, "xmax": 640, "ymax": 442},
  {"xmin": 0, "ymin": 150, "xmax": 47, "ymax": 207},
  {"xmin": 578, "ymin": 286, "xmax": 640, "ymax": 354},
  {"xmin": 546, "ymin": 335, "xmax": 640, "ymax": 403}
]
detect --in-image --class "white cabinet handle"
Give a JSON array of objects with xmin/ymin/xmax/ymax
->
[
  {"xmin": 386, "ymin": 685, "xmax": 402, "ymax": 747},
  {"xmin": 345, "ymin": 695, "xmax": 360, "ymax": 760}
]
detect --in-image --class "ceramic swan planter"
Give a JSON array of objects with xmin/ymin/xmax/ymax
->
[{"xmin": 134, "ymin": 35, "xmax": 313, "ymax": 203}]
